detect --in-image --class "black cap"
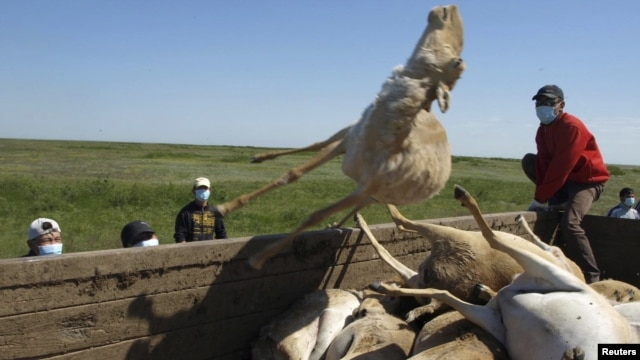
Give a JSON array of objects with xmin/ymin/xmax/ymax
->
[
  {"xmin": 532, "ymin": 85, "xmax": 564, "ymax": 100},
  {"xmin": 619, "ymin": 187, "xmax": 634, "ymax": 198},
  {"xmin": 121, "ymin": 221, "xmax": 155, "ymax": 248}
]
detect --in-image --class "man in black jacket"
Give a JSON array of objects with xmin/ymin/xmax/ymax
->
[{"xmin": 174, "ymin": 177, "xmax": 227, "ymax": 242}]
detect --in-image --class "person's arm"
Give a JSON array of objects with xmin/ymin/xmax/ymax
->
[
  {"xmin": 535, "ymin": 123, "xmax": 586, "ymax": 202},
  {"xmin": 214, "ymin": 213, "xmax": 227, "ymax": 239},
  {"xmin": 174, "ymin": 208, "xmax": 190, "ymax": 243},
  {"xmin": 533, "ymin": 127, "xmax": 551, "ymax": 199}
]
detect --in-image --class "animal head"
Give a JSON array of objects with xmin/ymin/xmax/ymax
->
[
  {"xmin": 403, "ymin": 4, "xmax": 465, "ymax": 113},
  {"xmin": 353, "ymin": 297, "xmax": 387, "ymax": 319},
  {"xmin": 426, "ymin": 5, "xmax": 464, "ymax": 57}
]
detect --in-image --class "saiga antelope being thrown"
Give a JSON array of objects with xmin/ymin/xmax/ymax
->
[{"xmin": 217, "ymin": 4, "xmax": 465, "ymax": 269}]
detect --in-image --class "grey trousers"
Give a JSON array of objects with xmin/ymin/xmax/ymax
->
[{"xmin": 521, "ymin": 153, "xmax": 604, "ymax": 283}]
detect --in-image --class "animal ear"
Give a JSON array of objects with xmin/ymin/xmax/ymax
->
[{"xmin": 436, "ymin": 81, "xmax": 451, "ymax": 113}]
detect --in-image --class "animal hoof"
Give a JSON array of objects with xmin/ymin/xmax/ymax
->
[
  {"xmin": 472, "ymin": 283, "xmax": 495, "ymax": 303},
  {"xmin": 369, "ymin": 282, "xmax": 382, "ymax": 291},
  {"xmin": 453, "ymin": 184, "xmax": 468, "ymax": 199}
]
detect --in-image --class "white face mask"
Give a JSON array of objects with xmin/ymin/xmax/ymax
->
[
  {"xmin": 624, "ymin": 197, "xmax": 635, "ymax": 207},
  {"xmin": 195, "ymin": 189, "xmax": 210, "ymax": 201},
  {"xmin": 38, "ymin": 243, "xmax": 63, "ymax": 256},
  {"xmin": 132, "ymin": 239, "xmax": 159, "ymax": 247},
  {"xmin": 536, "ymin": 106, "xmax": 557, "ymax": 124}
]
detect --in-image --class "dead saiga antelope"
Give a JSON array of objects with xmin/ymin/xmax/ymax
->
[
  {"xmin": 374, "ymin": 185, "xmax": 640, "ymax": 360},
  {"xmin": 216, "ymin": 4, "xmax": 465, "ymax": 269}
]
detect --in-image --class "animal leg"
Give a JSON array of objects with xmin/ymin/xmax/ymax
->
[
  {"xmin": 248, "ymin": 185, "xmax": 375, "ymax": 269},
  {"xmin": 515, "ymin": 214, "xmax": 550, "ymax": 250},
  {"xmin": 330, "ymin": 198, "xmax": 377, "ymax": 229},
  {"xmin": 371, "ymin": 281, "xmax": 506, "ymax": 344},
  {"xmin": 216, "ymin": 139, "xmax": 345, "ymax": 216},
  {"xmin": 309, "ymin": 308, "xmax": 354, "ymax": 360},
  {"xmin": 516, "ymin": 214, "xmax": 585, "ymax": 282},
  {"xmin": 385, "ymin": 205, "xmax": 419, "ymax": 233},
  {"xmin": 355, "ymin": 213, "xmax": 419, "ymax": 287},
  {"xmin": 404, "ymin": 300, "xmax": 448, "ymax": 322},
  {"xmin": 472, "ymin": 283, "xmax": 497, "ymax": 303},
  {"xmin": 388, "ymin": 204, "xmax": 476, "ymax": 240},
  {"xmin": 251, "ymin": 125, "xmax": 351, "ymax": 163},
  {"xmin": 454, "ymin": 185, "xmax": 584, "ymax": 291}
]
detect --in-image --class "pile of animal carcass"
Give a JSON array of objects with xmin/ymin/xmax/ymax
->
[
  {"xmin": 251, "ymin": 185, "xmax": 640, "ymax": 360},
  {"xmin": 214, "ymin": 2, "xmax": 639, "ymax": 357}
]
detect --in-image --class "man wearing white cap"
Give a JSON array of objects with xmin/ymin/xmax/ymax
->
[
  {"xmin": 174, "ymin": 177, "xmax": 227, "ymax": 242},
  {"xmin": 23, "ymin": 218, "xmax": 63, "ymax": 256}
]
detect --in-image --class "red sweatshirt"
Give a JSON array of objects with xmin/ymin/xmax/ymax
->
[{"xmin": 534, "ymin": 112, "xmax": 609, "ymax": 202}]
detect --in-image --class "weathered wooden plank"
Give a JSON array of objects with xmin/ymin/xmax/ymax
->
[
  {"xmin": 557, "ymin": 215, "xmax": 640, "ymax": 287},
  {"xmin": 45, "ymin": 311, "xmax": 268, "ymax": 360},
  {"xmin": 7, "ymin": 211, "xmax": 608, "ymax": 360},
  {"xmin": 0, "ymin": 253, "xmax": 421, "ymax": 359},
  {"xmin": 0, "ymin": 230, "xmax": 431, "ymax": 317}
]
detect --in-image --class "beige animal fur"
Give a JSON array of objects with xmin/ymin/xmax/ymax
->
[
  {"xmin": 409, "ymin": 310, "xmax": 508, "ymax": 360},
  {"xmin": 355, "ymin": 204, "xmax": 584, "ymax": 321},
  {"xmin": 324, "ymin": 296, "xmax": 416, "ymax": 360},
  {"xmin": 590, "ymin": 279, "xmax": 640, "ymax": 305},
  {"xmin": 374, "ymin": 185, "xmax": 640, "ymax": 360},
  {"xmin": 251, "ymin": 289, "xmax": 360, "ymax": 360},
  {"xmin": 214, "ymin": 4, "xmax": 465, "ymax": 269}
]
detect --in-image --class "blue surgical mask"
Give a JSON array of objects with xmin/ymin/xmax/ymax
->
[
  {"xmin": 536, "ymin": 106, "xmax": 557, "ymax": 124},
  {"xmin": 132, "ymin": 239, "xmax": 159, "ymax": 247},
  {"xmin": 195, "ymin": 189, "xmax": 210, "ymax": 201},
  {"xmin": 624, "ymin": 197, "xmax": 635, "ymax": 207},
  {"xmin": 38, "ymin": 243, "xmax": 63, "ymax": 256}
]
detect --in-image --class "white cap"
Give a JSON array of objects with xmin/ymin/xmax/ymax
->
[
  {"xmin": 27, "ymin": 218, "xmax": 61, "ymax": 241},
  {"xmin": 194, "ymin": 177, "xmax": 210, "ymax": 188}
]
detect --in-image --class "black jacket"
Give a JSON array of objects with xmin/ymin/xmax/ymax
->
[{"xmin": 173, "ymin": 201, "xmax": 227, "ymax": 242}]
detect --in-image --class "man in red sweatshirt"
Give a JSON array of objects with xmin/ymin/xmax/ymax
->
[{"xmin": 522, "ymin": 85, "xmax": 609, "ymax": 283}]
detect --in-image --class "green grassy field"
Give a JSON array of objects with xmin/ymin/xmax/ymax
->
[{"xmin": 1, "ymin": 138, "xmax": 638, "ymax": 259}]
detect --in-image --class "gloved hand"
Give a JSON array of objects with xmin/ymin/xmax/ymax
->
[
  {"xmin": 527, "ymin": 200, "xmax": 548, "ymax": 212},
  {"xmin": 547, "ymin": 202, "xmax": 568, "ymax": 211}
]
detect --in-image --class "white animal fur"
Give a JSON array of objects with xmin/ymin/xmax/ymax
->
[
  {"xmin": 214, "ymin": 5, "xmax": 465, "ymax": 269},
  {"xmin": 251, "ymin": 289, "xmax": 360, "ymax": 360},
  {"xmin": 515, "ymin": 213, "xmax": 583, "ymax": 277},
  {"xmin": 324, "ymin": 296, "xmax": 415, "ymax": 360},
  {"xmin": 354, "ymin": 205, "xmax": 584, "ymax": 321},
  {"xmin": 374, "ymin": 185, "xmax": 640, "ymax": 360}
]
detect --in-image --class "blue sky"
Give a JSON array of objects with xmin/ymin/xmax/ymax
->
[{"xmin": 2, "ymin": 1, "xmax": 639, "ymax": 165}]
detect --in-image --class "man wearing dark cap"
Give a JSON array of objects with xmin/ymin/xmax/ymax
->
[
  {"xmin": 606, "ymin": 187, "xmax": 640, "ymax": 219},
  {"xmin": 121, "ymin": 220, "xmax": 159, "ymax": 248},
  {"xmin": 521, "ymin": 84, "xmax": 610, "ymax": 283}
]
